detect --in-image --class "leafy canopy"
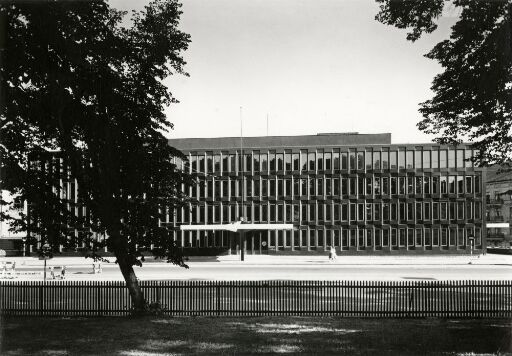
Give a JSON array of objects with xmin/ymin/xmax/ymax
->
[
  {"xmin": 0, "ymin": 0, "xmax": 193, "ymax": 267},
  {"xmin": 376, "ymin": 0, "xmax": 512, "ymax": 166}
]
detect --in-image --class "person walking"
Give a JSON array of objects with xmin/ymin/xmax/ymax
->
[{"xmin": 330, "ymin": 245, "xmax": 337, "ymax": 261}]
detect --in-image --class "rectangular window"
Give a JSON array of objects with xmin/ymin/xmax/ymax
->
[
  {"xmin": 366, "ymin": 151, "xmax": 372, "ymax": 170},
  {"xmin": 366, "ymin": 203, "xmax": 373, "ymax": 221},
  {"xmin": 318, "ymin": 204, "xmax": 324, "ymax": 221},
  {"xmin": 466, "ymin": 201, "xmax": 473, "ymax": 219},
  {"xmin": 433, "ymin": 202, "xmax": 439, "ymax": 220},
  {"xmin": 357, "ymin": 152, "xmax": 365, "ymax": 170},
  {"xmin": 285, "ymin": 152, "xmax": 292, "ymax": 172},
  {"xmin": 475, "ymin": 175, "xmax": 481, "ymax": 194},
  {"xmin": 277, "ymin": 153, "xmax": 284, "ymax": 171},
  {"xmin": 391, "ymin": 177, "xmax": 397, "ymax": 195},
  {"xmin": 449, "ymin": 176, "xmax": 456, "ymax": 193},
  {"xmin": 383, "ymin": 229, "xmax": 389, "ymax": 247},
  {"xmin": 390, "ymin": 151, "xmax": 398, "ymax": 169},
  {"xmin": 391, "ymin": 229, "xmax": 398, "ymax": 247},
  {"xmin": 333, "ymin": 150, "xmax": 340, "ymax": 170},
  {"xmin": 416, "ymin": 202, "xmax": 423, "ymax": 220},
  {"xmin": 358, "ymin": 229, "xmax": 365, "ymax": 249},
  {"xmin": 350, "ymin": 203, "xmax": 356, "ymax": 222},
  {"xmin": 333, "ymin": 178, "xmax": 340, "ymax": 196},
  {"xmin": 456, "ymin": 149, "xmax": 464, "ymax": 168},
  {"xmin": 309, "ymin": 178, "xmax": 315, "ymax": 196},
  {"xmin": 391, "ymin": 203, "xmax": 397, "ymax": 221},
  {"xmin": 309, "ymin": 203, "xmax": 315, "ymax": 221},
  {"xmin": 441, "ymin": 228, "xmax": 448, "ymax": 246},
  {"xmin": 349, "ymin": 151, "xmax": 356, "ymax": 171},
  {"xmin": 341, "ymin": 152, "xmax": 348, "ymax": 170},
  {"xmin": 433, "ymin": 229, "xmax": 439, "ymax": 246},
  {"xmin": 293, "ymin": 153, "xmax": 300, "ymax": 171},
  {"xmin": 440, "ymin": 176, "xmax": 447, "ymax": 194},
  {"xmin": 406, "ymin": 150, "xmax": 414, "ymax": 169},
  {"xmin": 374, "ymin": 177, "xmax": 381, "ymax": 195},
  {"xmin": 341, "ymin": 204, "xmax": 348, "ymax": 221},
  {"xmin": 415, "ymin": 150, "xmax": 422, "ymax": 169},
  {"xmin": 415, "ymin": 228, "xmax": 422, "ymax": 247},
  {"xmin": 423, "ymin": 150, "xmax": 431, "ymax": 169},
  {"xmin": 407, "ymin": 228, "xmax": 414, "ymax": 247},
  {"xmin": 325, "ymin": 204, "xmax": 331, "ymax": 222},
  {"xmin": 269, "ymin": 151, "xmax": 276, "ymax": 171},
  {"xmin": 382, "ymin": 151, "xmax": 389, "ymax": 169},
  {"xmin": 325, "ymin": 152, "xmax": 332, "ymax": 171},
  {"xmin": 407, "ymin": 202, "xmax": 414, "ymax": 221},
  {"xmin": 310, "ymin": 230, "xmax": 316, "ymax": 248},
  {"xmin": 399, "ymin": 177, "xmax": 406, "ymax": 194},
  {"xmin": 308, "ymin": 152, "xmax": 315, "ymax": 171},
  {"xmin": 325, "ymin": 178, "xmax": 332, "ymax": 196},
  {"xmin": 407, "ymin": 177, "xmax": 414, "ymax": 194},
  {"xmin": 317, "ymin": 178, "xmax": 323, "ymax": 196},
  {"xmin": 301, "ymin": 178, "xmax": 307, "ymax": 197},
  {"xmin": 457, "ymin": 201, "xmax": 464, "ymax": 220},
  {"xmin": 415, "ymin": 176, "xmax": 423, "ymax": 194},
  {"xmin": 457, "ymin": 176, "xmax": 464, "ymax": 194},
  {"xmin": 293, "ymin": 178, "xmax": 299, "ymax": 197},
  {"xmin": 269, "ymin": 179, "xmax": 276, "ymax": 197},
  {"xmin": 270, "ymin": 204, "xmax": 276, "ymax": 222},
  {"xmin": 440, "ymin": 150, "xmax": 448, "ymax": 168},
  {"xmin": 430, "ymin": 149, "xmax": 438, "ymax": 169},
  {"xmin": 382, "ymin": 177, "xmax": 389, "ymax": 195},
  {"xmin": 465, "ymin": 149, "xmax": 473, "ymax": 168},
  {"xmin": 277, "ymin": 179, "xmax": 284, "ymax": 197},
  {"xmin": 424, "ymin": 202, "xmax": 431, "ymax": 221},
  {"xmin": 448, "ymin": 150, "xmax": 456, "ymax": 168},
  {"xmin": 423, "ymin": 176, "xmax": 430, "ymax": 194},
  {"xmin": 300, "ymin": 150, "xmax": 307, "ymax": 172},
  {"xmin": 374, "ymin": 203, "xmax": 381, "ymax": 221},
  {"xmin": 334, "ymin": 204, "xmax": 340, "ymax": 221},
  {"xmin": 317, "ymin": 150, "xmax": 323, "ymax": 171},
  {"xmin": 366, "ymin": 229, "xmax": 373, "ymax": 248},
  {"xmin": 465, "ymin": 176, "xmax": 473, "ymax": 193},
  {"xmin": 398, "ymin": 150, "xmax": 405, "ymax": 169},
  {"xmin": 260, "ymin": 153, "xmax": 268, "ymax": 172},
  {"xmin": 440, "ymin": 202, "xmax": 448, "ymax": 220}
]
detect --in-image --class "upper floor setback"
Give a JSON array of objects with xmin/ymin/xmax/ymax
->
[{"xmin": 167, "ymin": 134, "xmax": 481, "ymax": 176}]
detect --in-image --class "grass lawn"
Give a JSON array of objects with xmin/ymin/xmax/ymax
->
[{"xmin": 0, "ymin": 316, "xmax": 511, "ymax": 355}]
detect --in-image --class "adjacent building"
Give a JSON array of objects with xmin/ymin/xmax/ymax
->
[
  {"xmin": 168, "ymin": 133, "xmax": 486, "ymax": 255},
  {"xmin": 485, "ymin": 169, "xmax": 512, "ymax": 248}
]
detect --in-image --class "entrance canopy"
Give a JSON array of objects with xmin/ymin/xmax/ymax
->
[
  {"xmin": 486, "ymin": 222, "xmax": 510, "ymax": 228},
  {"xmin": 180, "ymin": 222, "xmax": 294, "ymax": 233}
]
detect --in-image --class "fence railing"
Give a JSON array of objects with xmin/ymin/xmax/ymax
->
[{"xmin": 1, "ymin": 280, "xmax": 511, "ymax": 317}]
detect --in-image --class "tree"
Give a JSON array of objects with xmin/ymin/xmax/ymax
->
[
  {"xmin": 376, "ymin": 0, "xmax": 512, "ymax": 166},
  {"xmin": 0, "ymin": 0, "xmax": 194, "ymax": 311}
]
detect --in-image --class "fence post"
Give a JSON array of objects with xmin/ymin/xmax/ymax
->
[
  {"xmin": 39, "ymin": 282, "xmax": 44, "ymax": 316},
  {"xmin": 216, "ymin": 283, "xmax": 220, "ymax": 316}
]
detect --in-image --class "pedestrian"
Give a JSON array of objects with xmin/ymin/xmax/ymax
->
[
  {"xmin": 331, "ymin": 246, "xmax": 337, "ymax": 261},
  {"xmin": 328, "ymin": 246, "xmax": 333, "ymax": 261}
]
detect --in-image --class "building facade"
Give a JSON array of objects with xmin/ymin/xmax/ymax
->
[
  {"xmin": 485, "ymin": 169, "xmax": 512, "ymax": 248},
  {"xmin": 168, "ymin": 133, "xmax": 486, "ymax": 255}
]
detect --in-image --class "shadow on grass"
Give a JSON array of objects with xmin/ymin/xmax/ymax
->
[{"xmin": 1, "ymin": 316, "xmax": 511, "ymax": 355}]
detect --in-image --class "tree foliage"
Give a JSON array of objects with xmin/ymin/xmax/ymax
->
[
  {"xmin": 0, "ymin": 0, "xmax": 193, "ymax": 310},
  {"xmin": 376, "ymin": 0, "xmax": 512, "ymax": 166}
]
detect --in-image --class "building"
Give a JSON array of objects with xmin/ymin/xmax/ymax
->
[
  {"xmin": 168, "ymin": 133, "xmax": 486, "ymax": 255},
  {"xmin": 485, "ymin": 169, "xmax": 512, "ymax": 248}
]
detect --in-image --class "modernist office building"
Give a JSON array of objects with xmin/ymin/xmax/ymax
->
[{"xmin": 168, "ymin": 133, "xmax": 486, "ymax": 255}]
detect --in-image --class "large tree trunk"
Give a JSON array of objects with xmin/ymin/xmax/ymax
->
[{"xmin": 114, "ymin": 249, "xmax": 145, "ymax": 313}]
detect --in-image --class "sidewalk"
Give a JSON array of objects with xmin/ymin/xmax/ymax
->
[{"xmin": 4, "ymin": 252, "xmax": 512, "ymax": 267}]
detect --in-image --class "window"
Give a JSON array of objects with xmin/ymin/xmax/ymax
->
[
  {"xmin": 457, "ymin": 201, "xmax": 464, "ymax": 220},
  {"xmin": 383, "ymin": 229, "xmax": 389, "ymax": 247},
  {"xmin": 270, "ymin": 179, "xmax": 276, "ymax": 197},
  {"xmin": 293, "ymin": 179, "xmax": 299, "ymax": 196},
  {"xmin": 301, "ymin": 178, "xmax": 307, "ymax": 197},
  {"xmin": 423, "ymin": 150, "xmax": 431, "ymax": 169},
  {"xmin": 277, "ymin": 179, "xmax": 283, "ymax": 196},
  {"xmin": 390, "ymin": 151, "xmax": 397, "ymax": 169},
  {"xmin": 440, "ymin": 176, "xmax": 447, "ymax": 193},
  {"xmin": 293, "ymin": 153, "xmax": 300, "ymax": 171},
  {"xmin": 425, "ymin": 228, "xmax": 432, "ymax": 247},
  {"xmin": 374, "ymin": 203, "xmax": 381, "ymax": 221},
  {"xmin": 415, "ymin": 228, "xmax": 422, "ymax": 247},
  {"xmin": 456, "ymin": 149, "xmax": 464, "ymax": 168},
  {"xmin": 341, "ymin": 152, "xmax": 348, "ymax": 169},
  {"xmin": 415, "ymin": 176, "xmax": 423, "ymax": 194},
  {"xmin": 261, "ymin": 153, "xmax": 268, "ymax": 172},
  {"xmin": 285, "ymin": 152, "xmax": 292, "ymax": 172},
  {"xmin": 333, "ymin": 150, "xmax": 340, "ymax": 170},
  {"xmin": 448, "ymin": 150, "xmax": 456, "ymax": 168},
  {"xmin": 415, "ymin": 150, "xmax": 422, "ymax": 169},
  {"xmin": 382, "ymin": 177, "xmax": 389, "ymax": 195},
  {"xmin": 440, "ymin": 202, "xmax": 448, "ymax": 220},
  {"xmin": 269, "ymin": 151, "xmax": 276, "ymax": 171},
  {"xmin": 317, "ymin": 178, "xmax": 323, "ymax": 196},
  {"xmin": 309, "ymin": 203, "xmax": 315, "ymax": 221},
  {"xmin": 326, "ymin": 178, "xmax": 332, "ymax": 196},
  {"xmin": 424, "ymin": 202, "xmax": 431, "ymax": 221},
  {"xmin": 333, "ymin": 178, "xmax": 340, "ymax": 196},
  {"xmin": 341, "ymin": 203, "xmax": 348, "ymax": 221},
  {"xmin": 465, "ymin": 176, "xmax": 473, "ymax": 193},
  {"xmin": 416, "ymin": 202, "xmax": 423, "ymax": 220},
  {"xmin": 382, "ymin": 151, "xmax": 389, "ymax": 169},
  {"xmin": 457, "ymin": 176, "xmax": 464, "ymax": 194},
  {"xmin": 449, "ymin": 176, "xmax": 456, "ymax": 194},
  {"xmin": 300, "ymin": 150, "xmax": 307, "ymax": 172},
  {"xmin": 366, "ymin": 203, "xmax": 373, "ymax": 221},
  {"xmin": 317, "ymin": 150, "xmax": 323, "ymax": 171},
  {"xmin": 366, "ymin": 151, "xmax": 372, "ymax": 170},
  {"xmin": 350, "ymin": 203, "xmax": 356, "ymax": 222},
  {"xmin": 440, "ymin": 150, "xmax": 448, "ymax": 168},
  {"xmin": 358, "ymin": 203, "xmax": 365, "ymax": 221},
  {"xmin": 308, "ymin": 152, "xmax": 315, "ymax": 171},
  {"xmin": 349, "ymin": 151, "xmax": 356, "ymax": 171},
  {"xmin": 398, "ymin": 150, "xmax": 405, "ymax": 169},
  {"xmin": 391, "ymin": 177, "xmax": 397, "ymax": 195},
  {"xmin": 262, "ymin": 179, "xmax": 268, "ymax": 197},
  {"xmin": 431, "ymin": 149, "xmax": 439, "ymax": 169},
  {"xmin": 407, "ymin": 228, "xmax": 414, "ymax": 247},
  {"xmin": 433, "ymin": 202, "xmax": 439, "ymax": 220},
  {"xmin": 325, "ymin": 152, "xmax": 332, "ymax": 171},
  {"xmin": 475, "ymin": 175, "xmax": 481, "ymax": 193},
  {"xmin": 310, "ymin": 230, "xmax": 316, "ymax": 248},
  {"xmin": 407, "ymin": 177, "xmax": 414, "ymax": 194},
  {"xmin": 357, "ymin": 152, "xmax": 364, "ymax": 170},
  {"xmin": 206, "ymin": 153, "xmax": 213, "ymax": 173},
  {"xmin": 374, "ymin": 177, "xmax": 381, "ymax": 195},
  {"xmin": 406, "ymin": 150, "xmax": 414, "ymax": 169},
  {"xmin": 373, "ymin": 151, "xmax": 381, "ymax": 170},
  {"xmin": 465, "ymin": 149, "xmax": 473, "ymax": 168},
  {"xmin": 309, "ymin": 178, "xmax": 315, "ymax": 196},
  {"xmin": 358, "ymin": 230, "xmax": 365, "ymax": 249},
  {"xmin": 277, "ymin": 153, "xmax": 284, "ymax": 171},
  {"xmin": 423, "ymin": 176, "xmax": 430, "ymax": 194}
]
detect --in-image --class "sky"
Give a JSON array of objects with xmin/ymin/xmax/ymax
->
[{"xmin": 110, "ymin": 0, "xmax": 459, "ymax": 144}]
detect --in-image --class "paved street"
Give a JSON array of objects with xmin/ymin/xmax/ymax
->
[{"xmin": 5, "ymin": 254, "xmax": 512, "ymax": 281}]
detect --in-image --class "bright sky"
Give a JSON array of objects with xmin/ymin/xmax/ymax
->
[{"xmin": 110, "ymin": 0, "xmax": 458, "ymax": 144}]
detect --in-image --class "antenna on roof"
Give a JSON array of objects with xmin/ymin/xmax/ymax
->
[{"xmin": 266, "ymin": 113, "xmax": 269, "ymax": 136}]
